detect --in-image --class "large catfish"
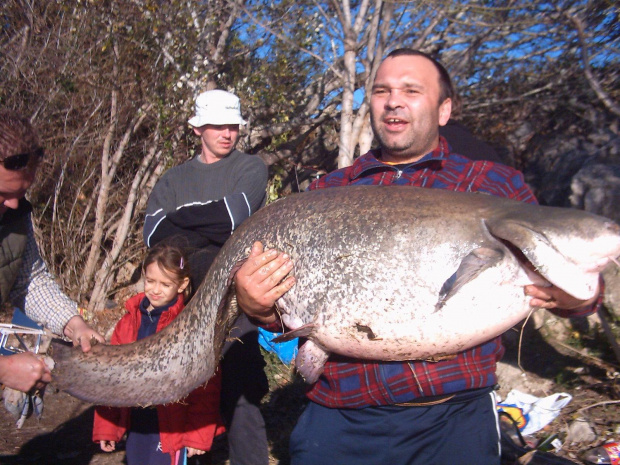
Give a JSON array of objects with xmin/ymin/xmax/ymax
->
[{"xmin": 51, "ymin": 186, "xmax": 620, "ymax": 406}]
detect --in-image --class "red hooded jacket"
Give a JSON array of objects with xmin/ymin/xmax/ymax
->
[{"xmin": 92, "ymin": 292, "xmax": 225, "ymax": 463}]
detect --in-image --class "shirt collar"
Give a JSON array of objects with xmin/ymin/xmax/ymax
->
[
  {"xmin": 351, "ymin": 136, "xmax": 451, "ymax": 180},
  {"xmin": 140, "ymin": 295, "xmax": 178, "ymax": 317}
]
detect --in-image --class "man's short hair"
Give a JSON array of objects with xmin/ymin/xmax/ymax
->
[
  {"xmin": 385, "ymin": 49, "xmax": 455, "ymax": 104},
  {"xmin": 0, "ymin": 111, "xmax": 41, "ymax": 161}
]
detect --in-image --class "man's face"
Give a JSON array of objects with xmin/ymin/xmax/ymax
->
[
  {"xmin": 193, "ymin": 124, "xmax": 240, "ymax": 163},
  {"xmin": 0, "ymin": 165, "xmax": 34, "ymax": 215},
  {"xmin": 370, "ymin": 55, "xmax": 451, "ymax": 164}
]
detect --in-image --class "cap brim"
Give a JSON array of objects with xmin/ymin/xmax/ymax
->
[{"xmin": 188, "ymin": 116, "xmax": 247, "ymax": 127}]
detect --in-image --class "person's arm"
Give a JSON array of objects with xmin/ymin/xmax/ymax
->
[
  {"xmin": 0, "ymin": 352, "xmax": 51, "ymax": 392},
  {"xmin": 181, "ymin": 369, "xmax": 224, "ymax": 456},
  {"xmin": 92, "ymin": 405, "xmax": 124, "ymax": 450},
  {"xmin": 166, "ymin": 193, "xmax": 254, "ymax": 243},
  {"xmin": 9, "ymin": 221, "xmax": 104, "ymax": 351},
  {"xmin": 145, "ymin": 194, "xmax": 254, "ymax": 248},
  {"xmin": 231, "ymin": 155, "xmax": 268, "ymax": 213},
  {"xmin": 63, "ymin": 315, "xmax": 104, "ymax": 351},
  {"xmin": 99, "ymin": 441, "xmax": 116, "ymax": 453},
  {"xmin": 92, "ymin": 310, "xmax": 131, "ymax": 449},
  {"xmin": 143, "ymin": 175, "xmax": 186, "ymax": 247},
  {"xmin": 143, "ymin": 157, "xmax": 267, "ymax": 247}
]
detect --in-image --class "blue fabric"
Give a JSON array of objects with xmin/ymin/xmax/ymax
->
[
  {"xmin": 137, "ymin": 296, "xmax": 177, "ymax": 340},
  {"xmin": 257, "ymin": 327, "xmax": 298, "ymax": 365},
  {"xmin": 0, "ymin": 308, "xmax": 43, "ymax": 355},
  {"xmin": 11, "ymin": 307, "xmax": 43, "ymax": 329},
  {"xmin": 290, "ymin": 390, "xmax": 500, "ymax": 465},
  {"xmin": 179, "ymin": 447, "xmax": 187, "ymax": 465},
  {"xmin": 125, "ymin": 424, "xmax": 170, "ymax": 465},
  {"xmin": 125, "ymin": 297, "xmax": 180, "ymax": 465}
]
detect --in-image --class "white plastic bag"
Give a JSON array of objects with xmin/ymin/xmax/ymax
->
[{"xmin": 497, "ymin": 389, "xmax": 572, "ymax": 435}]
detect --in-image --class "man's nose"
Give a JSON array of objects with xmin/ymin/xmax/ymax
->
[{"xmin": 386, "ymin": 91, "xmax": 403, "ymax": 109}]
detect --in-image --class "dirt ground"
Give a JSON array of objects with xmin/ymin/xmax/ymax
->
[
  {"xmin": 0, "ymin": 351, "xmax": 305, "ymax": 465},
  {"xmin": 0, "ymin": 314, "xmax": 617, "ymax": 465}
]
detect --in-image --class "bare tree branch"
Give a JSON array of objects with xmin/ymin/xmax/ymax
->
[{"xmin": 568, "ymin": 10, "xmax": 620, "ymax": 117}]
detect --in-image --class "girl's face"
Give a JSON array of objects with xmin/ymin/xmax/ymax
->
[{"xmin": 143, "ymin": 262, "xmax": 189, "ymax": 307}]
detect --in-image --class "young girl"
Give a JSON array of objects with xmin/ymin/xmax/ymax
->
[{"xmin": 92, "ymin": 243, "xmax": 225, "ymax": 465}]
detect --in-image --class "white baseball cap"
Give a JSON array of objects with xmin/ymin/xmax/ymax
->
[{"xmin": 188, "ymin": 90, "xmax": 247, "ymax": 127}]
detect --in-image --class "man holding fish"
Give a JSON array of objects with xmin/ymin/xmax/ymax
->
[{"xmin": 234, "ymin": 49, "xmax": 603, "ymax": 464}]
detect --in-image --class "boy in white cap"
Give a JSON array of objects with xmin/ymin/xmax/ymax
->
[{"xmin": 143, "ymin": 90, "xmax": 270, "ymax": 465}]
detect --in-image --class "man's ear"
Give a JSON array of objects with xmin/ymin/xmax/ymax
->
[
  {"xmin": 193, "ymin": 127, "xmax": 204, "ymax": 136},
  {"xmin": 438, "ymin": 98, "xmax": 452, "ymax": 126}
]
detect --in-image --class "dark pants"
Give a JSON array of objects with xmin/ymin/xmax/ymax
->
[
  {"xmin": 189, "ymin": 247, "xmax": 270, "ymax": 465},
  {"xmin": 289, "ymin": 389, "xmax": 500, "ymax": 465},
  {"xmin": 220, "ymin": 314, "xmax": 270, "ymax": 465}
]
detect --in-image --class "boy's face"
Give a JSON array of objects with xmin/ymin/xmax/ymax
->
[{"xmin": 193, "ymin": 124, "xmax": 240, "ymax": 164}]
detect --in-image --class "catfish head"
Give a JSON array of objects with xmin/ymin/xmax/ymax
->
[{"xmin": 485, "ymin": 204, "xmax": 620, "ymax": 300}]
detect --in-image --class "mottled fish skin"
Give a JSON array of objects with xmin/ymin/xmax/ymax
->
[
  {"xmin": 51, "ymin": 248, "xmax": 240, "ymax": 407},
  {"xmin": 51, "ymin": 186, "xmax": 620, "ymax": 404}
]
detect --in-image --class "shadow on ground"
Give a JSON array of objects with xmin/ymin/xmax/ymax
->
[
  {"xmin": 501, "ymin": 317, "xmax": 614, "ymax": 392},
  {"xmin": 0, "ymin": 406, "xmax": 111, "ymax": 464},
  {"xmin": 261, "ymin": 375, "xmax": 308, "ymax": 465}
]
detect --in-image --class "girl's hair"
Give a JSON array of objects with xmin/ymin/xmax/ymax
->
[{"xmin": 142, "ymin": 243, "xmax": 192, "ymax": 301}]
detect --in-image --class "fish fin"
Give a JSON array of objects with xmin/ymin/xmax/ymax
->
[
  {"xmin": 272, "ymin": 323, "xmax": 316, "ymax": 343},
  {"xmin": 436, "ymin": 247, "xmax": 504, "ymax": 310},
  {"xmin": 295, "ymin": 340, "xmax": 329, "ymax": 384}
]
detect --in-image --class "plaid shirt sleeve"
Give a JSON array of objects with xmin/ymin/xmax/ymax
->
[
  {"xmin": 9, "ymin": 218, "xmax": 78, "ymax": 336},
  {"xmin": 549, "ymin": 276, "xmax": 603, "ymax": 319}
]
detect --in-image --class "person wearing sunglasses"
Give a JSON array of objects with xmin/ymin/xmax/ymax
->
[{"xmin": 0, "ymin": 110, "xmax": 104, "ymax": 393}]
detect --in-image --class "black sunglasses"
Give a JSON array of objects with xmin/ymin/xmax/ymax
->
[{"xmin": 0, "ymin": 147, "xmax": 44, "ymax": 171}]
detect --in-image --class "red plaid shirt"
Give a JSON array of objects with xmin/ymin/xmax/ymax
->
[{"xmin": 297, "ymin": 136, "xmax": 597, "ymax": 408}]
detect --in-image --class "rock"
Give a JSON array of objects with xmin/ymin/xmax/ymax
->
[
  {"xmin": 522, "ymin": 128, "xmax": 619, "ymax": 209},
  {"xmin": 602, "ymin": 261, "xmax": 620, "ymax": 320},
  {"xmin": 566, "ymin": 418, "xmax": 597, "ymax": 444},
  {"xmin": 570, "ymin": 163, "xmax": 620, "ymax": 225},
  {"xmin": 496, "ymin": 362, "xmax": 555, "ymax": 400}
]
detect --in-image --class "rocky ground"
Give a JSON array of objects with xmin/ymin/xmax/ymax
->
[{"xmin": 0, "ymin": 308, "xmax": 617, "ymax": 465}]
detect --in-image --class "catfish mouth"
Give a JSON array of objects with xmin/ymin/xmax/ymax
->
[{"xmin": 498, "ymin": 238, "xmax": 553, "ymax": 288}]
